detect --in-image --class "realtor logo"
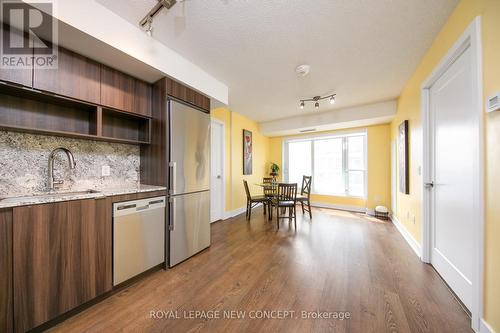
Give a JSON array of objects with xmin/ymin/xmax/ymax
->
[{"xmin": 1, "ymin": 0, "xmax": 58, "ymax": 69}]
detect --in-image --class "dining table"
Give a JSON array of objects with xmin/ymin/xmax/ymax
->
[{"xmin": 254, "ymin": 181, "xmax": 297, "ymax": 220}]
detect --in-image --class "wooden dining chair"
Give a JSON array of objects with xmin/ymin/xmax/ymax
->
[
  {"xmin": 296, "ymin": 176, "xmax": 312, "ymax": 218},
  {"xmin": 243, "ymin": 180, "xmax": 269, "ymax": 220},
  {"xmin": 262, "ymin": 177, "xmax": 276, "ymax": 197},
  {"xmin": 270, "ymin": 183, "xmax": 298, "ymax": 229},
  {"xmin": 263, "ymin": 177, "xmax": 273, "ymax": 183}
]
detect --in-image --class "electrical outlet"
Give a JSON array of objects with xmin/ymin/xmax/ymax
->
[{"xmin": 101, "ymin": 165, "xmax": 111, "ymax": 177}]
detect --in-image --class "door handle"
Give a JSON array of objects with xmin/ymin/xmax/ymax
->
[
  {"xmin": 424, "ymin": 182, "xmax": 434, "ymax": 189},
  {"xmin": 216, "ymin": 175, "xmax": 221, "ymax": 179}
]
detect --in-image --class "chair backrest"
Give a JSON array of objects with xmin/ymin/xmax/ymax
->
[
  {"xmin": 277, "ymin": 183, "xmax": 297, "ymax": 202},
  {"xmin": 243, "ymin": 180, "xmax": 251, "ymax": 200},
  {"xmin": 301, "ymin": 176, "xmax": 312, "ymax": 197},
  {"xmin": 262, "ymin": 177, "xmax": 275, "ymax": 196},
  {"xmin": 262, "ymin": 177, "xmax": 273, "ymax": 184}
]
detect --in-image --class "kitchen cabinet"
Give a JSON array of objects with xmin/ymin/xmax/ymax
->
[
  {"xmin": 134, "ymin": 79, "xmax": 152, "ymax": 117},
  {"xmin": 33, "ymin": 47, "xmax": 101, "ymax": 104},
  {"xmin": 0, "ymin": 209, "xmax": 13, "ymax": 333},
  {"xmin": 0, "ymin": 25, "xmax": 33, "ymax": 87},
  {"xmin": 101, "ymin": 66, "xmax": 135, "ymax": 113},
  {"xmin": 12, "ymin": 198, "xmax": 112, "ymax": 332},
  {"xmin": 101, "ymin": 66, "xmax": 152, "ymax": 117},
  {"xmin": 166, "ymin": 78, "xmax": 210, "ymax": 112}
]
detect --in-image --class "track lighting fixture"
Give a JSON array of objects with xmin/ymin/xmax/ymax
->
[
  {"xmin": 139, "ymin": 0, "xmax": 177, "ymax": 35},
  {"xmin": 299, "ymin": 94, "xmax": 337, "ymax": 110}
]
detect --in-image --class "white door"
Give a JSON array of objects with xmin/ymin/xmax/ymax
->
[
  {"xmin": 429, "ymin": 45, "xmax": 475, "ymax": 310},
  {"xmin": 210, "ymin": 120, "xmax": 224, "ymax": 223}
]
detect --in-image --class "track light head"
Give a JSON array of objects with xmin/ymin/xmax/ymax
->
[
  {"xmin": 145, "ymin": 17, "xmax": 153, "ymax": 36},
  {"xmin": 315, "ymin": 102, "xmax": 319, "ymax": 109},
  {"xmin": 330, "ymin": 96, "xmax": 335, "ymax": 104},
  {"xmin": 300, "ymin": 101, "xmax": 305, "ymax": 109}
]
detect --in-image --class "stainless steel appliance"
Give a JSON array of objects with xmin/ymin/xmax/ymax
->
[
  {"xmin": 168, "ymin": 99, "xmax": 211, "ymax": 267},
  {"xmin": 113, "ymin": 196, "xmax": 166, "ymax": 285}
]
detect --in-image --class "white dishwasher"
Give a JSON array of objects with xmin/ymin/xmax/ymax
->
[{"xmin": 113, "ymin": 196, "xmax": 166, "ymax": 286}]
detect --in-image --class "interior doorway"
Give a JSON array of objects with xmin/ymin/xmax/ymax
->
[
  {"xmin": 421, "ymin": 17, "xmax": 483, "ymax": 331},
  {"xmin": 210, "ymin": 119, "xmax": 225, "ymax": 222}
]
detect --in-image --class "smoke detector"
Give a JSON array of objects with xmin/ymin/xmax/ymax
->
[{"xmin": 295, "ymin": 64, "xmax": 311, "ymax": 77}]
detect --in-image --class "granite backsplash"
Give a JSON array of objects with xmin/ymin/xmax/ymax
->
[{"xmin": 0, "ymin": 131, "xmax": 140, "ymax": 197}]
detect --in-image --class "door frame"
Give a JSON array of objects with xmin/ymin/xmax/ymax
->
[
  {"xmin": 391, "ymin": 141, "xmax": 397, "ymax": 215},
  {"xmin": 210, "ymin": 118, "xmax": 226, "ymax": 222},
  {"xmin": 421, "ymin": 17, "xmax": 484, "ymax": 331}
]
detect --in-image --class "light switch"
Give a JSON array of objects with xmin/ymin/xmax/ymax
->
[{"xmin": 102, "ymin": 165, "xmax": 111, "ymax": 177}]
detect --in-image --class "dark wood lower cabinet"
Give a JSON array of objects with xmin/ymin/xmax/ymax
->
[
  {"xmin": 0, "ymin": 209, "xmax": 13, "ymax": 333},
  {"xmin": 12, "ymin": 198, "xmax": 112, "ymax": 332}
]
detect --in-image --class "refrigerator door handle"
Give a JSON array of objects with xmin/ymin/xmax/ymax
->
[
  {"xmin": 169, "ymin": 161, "xmax": 177, "ymax": 195},
  {"xmin": 169, "ymin": 197, "xmax": 175, "ymax": 231}
]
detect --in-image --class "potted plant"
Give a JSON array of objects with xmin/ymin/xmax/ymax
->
[{"xmin": 270, "ymin": 163, "xmax": 280, "ymax": 180}]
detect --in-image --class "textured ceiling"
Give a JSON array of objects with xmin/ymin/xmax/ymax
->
[{"xmin": 97, "ymin": 0, "xmax": 459, "ymax": 122}]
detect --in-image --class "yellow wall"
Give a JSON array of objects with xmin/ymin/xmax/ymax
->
[
  {"xmin": 391, "ymin": 0, "xmax": 500, "ymax": 329},
  {"xmin": 268, "ymin": 124, "xmax": 391, "ymax": 212},
  {"xmin": 211, "ymin": 107, "xmax": 270, "ymax": 212}
]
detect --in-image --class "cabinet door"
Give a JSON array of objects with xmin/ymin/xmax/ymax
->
[
  {"xmin": 0, "ymin": 26, "xmax": 32, "ymax": 87},
  {"xmin": 166, "ymin": 78, "xmax": 210, "ymax": 112},
  {"xmin": 33, "ymin": 47, "xmax": 101, "ymax": 104},
  {"xmin": 134, "ymin": 79, "xmax": 152, "ymax": 117},
  {"xmin": 100, "ymin": 66, "xmax": 134, "ymax": 113},
  {"xmin": 13, "ymin": 199, "xmax": 112, "ymax": 332},
  {"xmin": 0, "ymin": 209, "xmax": 13, "ymax": 333}
]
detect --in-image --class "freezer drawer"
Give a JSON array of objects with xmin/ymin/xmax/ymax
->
[
  {"xmin": 169, "ymin": 191, "xmax": 210, "ymax": 267},
  {"xmin": 169, "ymin": 100, "xmax": 210, "ymax": 195},
  {"xmin": 113, "ymin": 196, "xmax": 166, "ymax": 286}
]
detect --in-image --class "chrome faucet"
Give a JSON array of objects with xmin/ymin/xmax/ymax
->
[{"xmin": 48, "ymin": 147, "xmax": 76, "ymax": 190}]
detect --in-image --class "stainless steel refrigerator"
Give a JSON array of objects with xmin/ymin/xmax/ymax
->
[{"xmin": 168, "ymin": 99, "xmax": 211, "ymax": 267}]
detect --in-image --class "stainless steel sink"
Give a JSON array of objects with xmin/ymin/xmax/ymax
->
[
  {"xmin": 43, "ymin": 189, "xmax": 101, "ymax": 197},
  {"xmin": 0, "ymin": 190, "xmax": 101, "ymax": 202}
]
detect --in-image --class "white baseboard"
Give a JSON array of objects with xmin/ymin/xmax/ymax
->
[
  {"xmin": 223, "ymin": 207, "xmax": 246, "ymax": 220},
  {"xmin": 222, "ymin": 203, "xmax": 263, "ymax": 220},
  {"xmin": 391, "ymin": 216, "xmax": 422, "ymax": 258},
  {"xmin": 311, "ymin": 201, "xmax": 366, "ymax": 213},
  {"xmin": 366, "ymin": 208, "xmax": 375, "ymax": 216},
  {"xmin": 481, "ymin": 318, "xmax": 496, "ymax": 333}
]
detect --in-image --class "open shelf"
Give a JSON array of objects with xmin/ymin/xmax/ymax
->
[
  {"xmin": 0, "ymin": 83, "xmax": 98, "ymax": 136},
  {"xmin": 0, "ymin": 82, "xmax": 151, "ymax": 145},
  {"xmin": 102, "ymin": 108, "xmax": 150, "ymax": 144}
]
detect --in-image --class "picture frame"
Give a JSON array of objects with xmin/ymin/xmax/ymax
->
[
  {"xmin": 398, "ymin": 120, "xmax": 409, "ymax": 194},
  {"xmin": 243, "ymin": 129, "xmax": 253, "ymax": 175}
]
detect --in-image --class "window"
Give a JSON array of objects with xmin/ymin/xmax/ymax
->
[{"xmin": 284, "ymin": 132, "xmax": 367, "ymax": 197}]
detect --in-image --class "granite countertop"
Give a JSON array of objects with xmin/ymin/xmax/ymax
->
[{"xmin": 0, "ymin": 184, "xmax": 167, "ymax": 209}]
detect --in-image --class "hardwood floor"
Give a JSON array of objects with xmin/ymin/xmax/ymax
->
[{"xmin": 48, "ymin": 207, "xmax": 472, "ymax": 333}]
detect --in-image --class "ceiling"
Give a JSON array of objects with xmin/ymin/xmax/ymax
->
[{"xmin": 97, "ymin": 0, "xmax": 458, "ymax": 122}]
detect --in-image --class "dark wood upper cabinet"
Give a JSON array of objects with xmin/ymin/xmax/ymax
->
[
  {"xmin": 0, "ymin": 26, "xmax": 33, "ymax": 87},
  {"xmin": 100, "ymin": 66, "xmax": 135, "ymax": 113},
  {"xmin": 33, "ymin": 47, "xmax": 101, "ymax": 104},
  {"xmin": 101, "ymin": 66, "xmax": 152, "ymax": 117},
  {"xmin": 0, "ymin": 209, "xmax": 13, "ymax": 333},
  {"xmin": 134, "ymin": 79, "xmax": 152, "ymax": 117},
  {"xmin": 13, "ymin": 198, "xmax": 112, "ymax": 332},
  {"xmin": 166, "ymin": 78, "xmax": 210, "ymax": 112}
]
